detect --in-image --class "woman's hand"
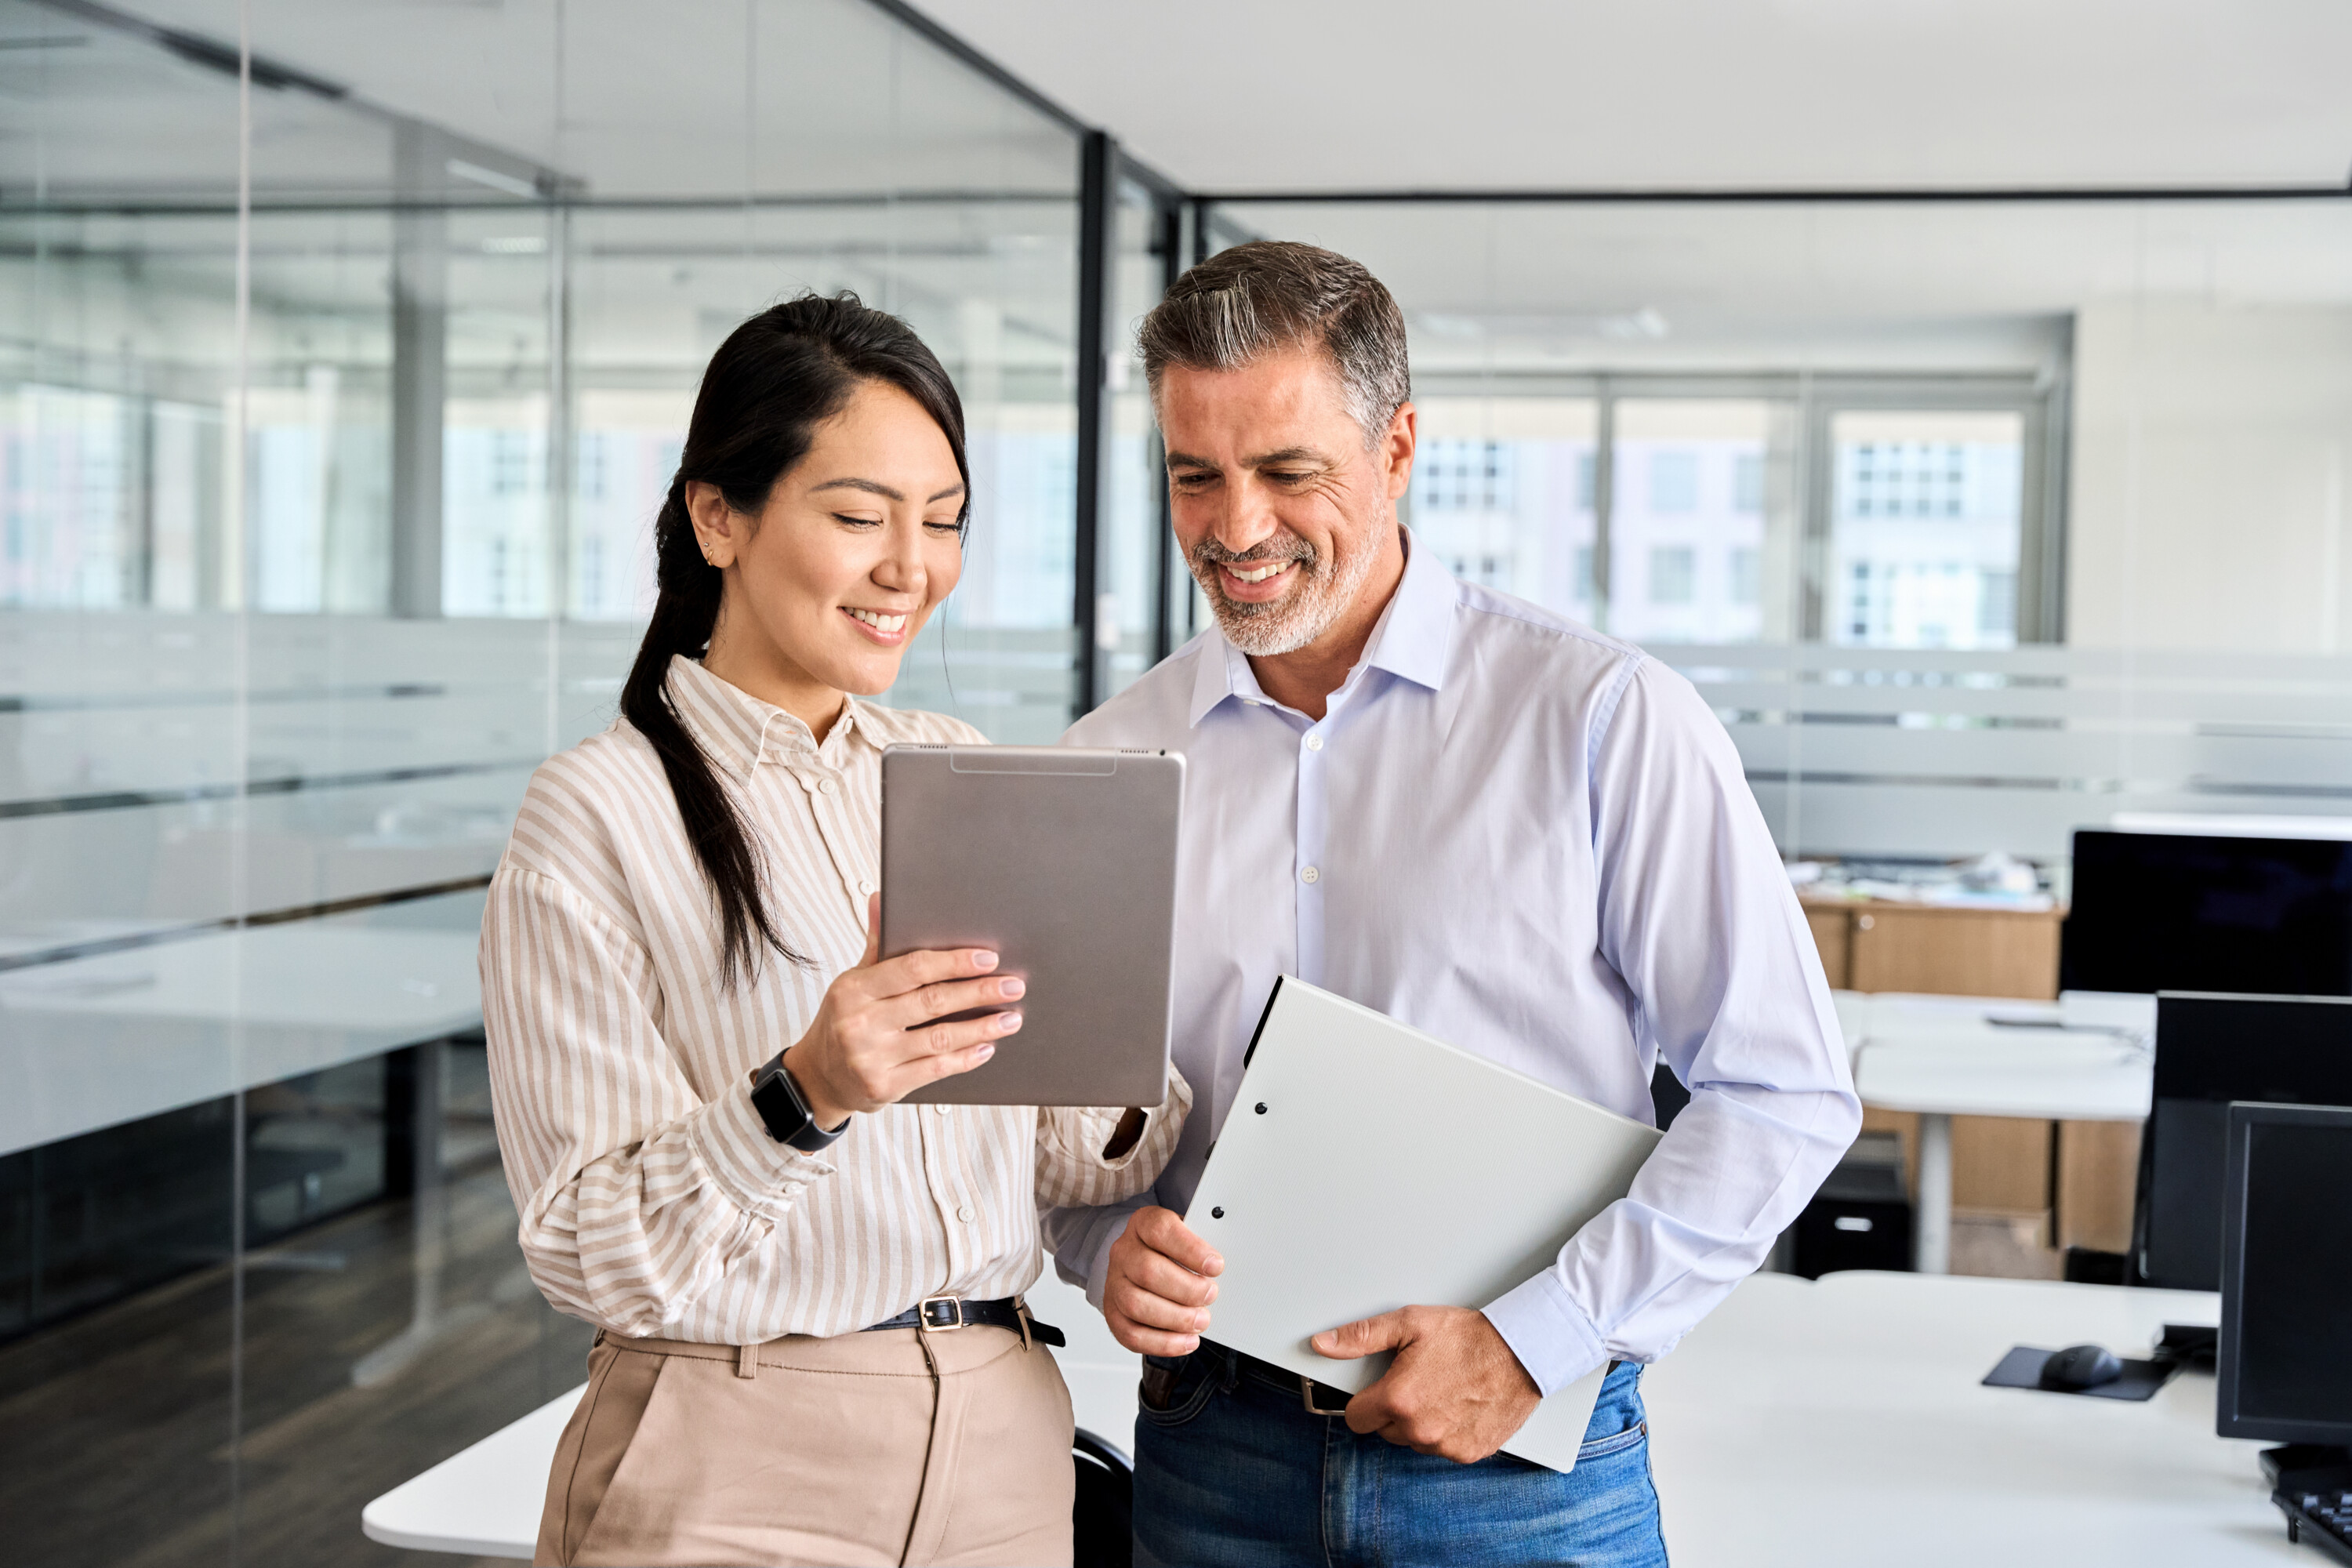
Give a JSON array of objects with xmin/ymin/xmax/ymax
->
[{"xmin": 784, "ymin": 894, "xmax": 1022, "ymax": 1130}]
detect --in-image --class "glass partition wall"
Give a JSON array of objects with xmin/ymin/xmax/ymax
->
[
  {"xmin": 0, "ymin": 2, "xmax": 1116, "ymax": 1561},
  {"xmin": 8, "ymin": 3, "xmax": 2352, "ymax": 1558},
  {"xmin": 1207, "ymin": 196, "xmax": 2352, "ymax": 864}
]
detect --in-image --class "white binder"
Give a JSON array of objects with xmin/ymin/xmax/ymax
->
[{"xmin": 1189, "ymin": 976, "xmax": 1664, "ymax": 1472}]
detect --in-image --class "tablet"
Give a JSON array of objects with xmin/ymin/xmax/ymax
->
[{"xmin": 880, "ymin": 743, "xmax": 1183, "ymax": 1107}]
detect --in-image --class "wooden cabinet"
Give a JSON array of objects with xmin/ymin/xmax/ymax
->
[
  {"xmin": 1803, "ymin": 895, "xmax": 2136, "ymax": 1260},
  {"xmin": 1802, "ymin": 897, "xmax": 2062, "ymax": 1000}
]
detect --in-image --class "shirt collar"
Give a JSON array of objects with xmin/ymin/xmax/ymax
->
[
  {"xmin": 1185, "ymin": 527, "xmax": 1456, "ymax": 728},
  {"xmin": 666, "ymin": 654, "xmax": 867, "ymax": 777}
]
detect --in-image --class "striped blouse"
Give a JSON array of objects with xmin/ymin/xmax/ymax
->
[{"xmin": 481, "ymin": 654, "xmax": 1189, "ymax": 1345}]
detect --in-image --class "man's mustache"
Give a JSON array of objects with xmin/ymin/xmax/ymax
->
[{"xmin": 1192, "ymin": 536, "xmax": 1317, "ymax": 570}]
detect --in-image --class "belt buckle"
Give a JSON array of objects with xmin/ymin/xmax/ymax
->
[
  {"xmin": 1300, "ymin": 1374, "xmax": 1351, "ymax": 1417},
  {"xmin": 917, "ymin": 1295, "xmax": 966, "ymax": 1333}
]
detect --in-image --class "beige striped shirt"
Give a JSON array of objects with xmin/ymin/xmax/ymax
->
[{"xmin": 481, "ymin": 654, "xmax": 1189, "ymax": 1344}]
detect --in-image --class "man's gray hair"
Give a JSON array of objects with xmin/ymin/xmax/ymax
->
[{"xmin": 1137, "ymin": 240, "xmax": 1410, "ymax": 446}]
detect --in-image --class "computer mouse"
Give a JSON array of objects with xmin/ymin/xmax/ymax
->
[{"xmin": 2040, "ymin": 1343, "xmax": 2124, "ymax": 1391}]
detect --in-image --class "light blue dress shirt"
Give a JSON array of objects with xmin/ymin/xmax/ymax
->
[{"xmin": 1047, "ymin": 532, "xmax": 1860, "ymax": 1395}]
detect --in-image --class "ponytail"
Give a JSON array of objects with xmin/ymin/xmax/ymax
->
[{"xmin": 618, "ymin": 293, "xmax": 971, "ymax": 985}]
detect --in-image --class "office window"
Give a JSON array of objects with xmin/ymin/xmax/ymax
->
[
  {"xmin": 1730, "ymin": 546, "xmax": 1762, "ymax": 606},
  {"xmin": 1417, "ymin": 438, "xmax": 1516, "ymax": 513},
  {"xmin": 1650, "ymin": 546, "xmax": 1697, "ymax": 604},
  {"xmin": 1831, "ymin": 410, "xmax": 2024, "ymax": 650},
  {"xmin": 1407, "ymin": 399, "xmax": 1595, "ymax": 615},
  {"xmin": 1610, "ymin": 400, "xmax": 1779, "ymax": 644},
  {"xmin": 1649, "ymin": 451, "xmax": 1699, "ymax": 513},
  {"xmin": 489, "ymin": 429, "xmax": 536, "ymax": 496},
  {"xmin": 1733, "ymin": 452, "xmax": 1763, "ymax": 514},
  {"xmin": 1980, "ymin": 569, "xmax": 2018, "ymax": 637}
]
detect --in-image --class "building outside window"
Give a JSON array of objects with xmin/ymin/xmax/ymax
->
[{"xmin": 1829, "ymin": 409, "xmax": 2025, "ymax": 650}]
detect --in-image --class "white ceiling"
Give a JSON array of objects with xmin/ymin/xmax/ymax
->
[{"xmin": 916, "ymin": 0, "xmax": 2352, "ymax": 194}]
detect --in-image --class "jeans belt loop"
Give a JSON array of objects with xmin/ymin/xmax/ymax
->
[{"xmin": 735, "ymin": 1341, "xmax": 758, "ymax": 1380}]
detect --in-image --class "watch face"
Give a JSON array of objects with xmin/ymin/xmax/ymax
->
[
  {"xmin": 753, "ymin": 1059, "xmax": 842, "ymax": 1151},
  {"xmin": 752, "ymin": 1064, "xmax": 811, "ymax": 1145}
]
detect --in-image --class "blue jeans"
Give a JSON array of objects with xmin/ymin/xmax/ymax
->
[{"xmin": 1132, "ymin": 1345, "xmax": 1668, "ymax": 1568}]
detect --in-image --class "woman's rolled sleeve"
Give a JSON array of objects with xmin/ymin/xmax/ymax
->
[{"xmin": 1034, "ymin": 1067, "xmax": 1192, "ymax": 1210}]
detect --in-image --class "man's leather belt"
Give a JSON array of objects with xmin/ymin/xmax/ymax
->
[
  {"xmin": 1226, "ymin": 1342, "xmax": 1356, "ymax": 1416},
  {"xmin": 864, "ymin": 1294, "xmax": 1066, "ymax": 1347}
]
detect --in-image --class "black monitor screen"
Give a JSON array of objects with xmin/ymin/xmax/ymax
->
[
  {"xmin": 2063, "ymin": 831, "xmax": 2352, "ymax": 996},
  {"xmin": 2221, "ymin": 1105, "xmax": 2352, "ymax": 1442},
  {"xmin": 2142, "ymin": 995, "xmax": 2352, "ymax": 1290}
]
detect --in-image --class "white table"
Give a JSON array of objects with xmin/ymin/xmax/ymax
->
[
  {"xmin": 1845, "ymin": 993, "xmax": 2154, "ymax": 1273},
  {"xmin": 366, "ymin": 1271, "xmax": 2298, "ymax": 1566},
  {"xmin": 0, "ymin": 895, "xmax": 487, "ymax": 1157},
  {"xmin": 1646, "ymin": 1270, "xmax": 2292, "ymax": 1566}
]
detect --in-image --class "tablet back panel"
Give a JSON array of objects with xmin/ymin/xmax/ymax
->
[
  {"xmin": 1189, "ymin": 977, "xmax": 1664, "ymax": 1472},
  {"xmin": 882, "ymin": 745, "xmax": 1181, "ymax": 1107}
]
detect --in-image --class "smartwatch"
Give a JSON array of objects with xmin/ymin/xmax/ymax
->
[{"xmin": 749, "ymin": 1052, "xmax": 848, "ymax": 1152}]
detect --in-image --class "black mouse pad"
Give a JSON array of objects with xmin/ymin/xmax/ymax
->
[{"xmin": 1982, "ymin": 1345, "xmax": 2172, "ymax": 1401}]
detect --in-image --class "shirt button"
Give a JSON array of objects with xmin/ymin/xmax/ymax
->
[
  {"xmin": 956, "ymin": 1204, "xmax": 975, "ymax": 1223},
  {"xmin": 858, "ymin": 879, "xmax": 876, "ymax": 895},
  {"xmin": 1305, "ymin": 733, "xmax": 1323, "ymax": 752},
  {"xmin": 1301, "ymin": 866, "xmax": 1320, "ymax": 884},
  {"xmin": 934, "ymin": 1103, "xmax": 952, "ymax": 1117},
  {"xmin": 817, "ymin": 777, "xmax": 837, "ymax": 795}
]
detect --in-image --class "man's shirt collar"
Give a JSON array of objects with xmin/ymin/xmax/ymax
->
[{"xmin": 1186, "ymin": 528, "xmax": 1455, "ymax": 728}]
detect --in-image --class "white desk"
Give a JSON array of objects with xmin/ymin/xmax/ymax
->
[
  {"xmin": 366, "ymin": 1272, "xmax": 2297, "ymax": 1566},
  {"xmin": 1647, "ymin": 1270, "xmax": 2292, "ymax": 1566},
  {"xmin": 0, "ymin": 893, "xmax": 488, "ymax": 1156},
  {"xmin": 1844, "ymin": 993, "xmax": 2153, "ymax": 1273}
]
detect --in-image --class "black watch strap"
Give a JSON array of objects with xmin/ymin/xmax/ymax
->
[{"xmin": 750, "ymin": 1053, "xmax": 847, "ymax": 1152}]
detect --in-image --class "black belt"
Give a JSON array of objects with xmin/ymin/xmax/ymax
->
[
  {"xmin": 863, "ymin": 1294, "xmax": 1065, "ymax": 1348},
  {"xmin": 1222, "ymin": 1341, "xmax": 1357, "ymax": 1416}
]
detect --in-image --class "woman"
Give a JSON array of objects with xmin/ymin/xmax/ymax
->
[{"xmin": 482, "ymin": 294, "xmax": 1189, "ymax": 1568}]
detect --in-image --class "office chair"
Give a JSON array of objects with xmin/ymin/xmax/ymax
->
[{"xmin": 1073, "ymin": 1428, "xmax": 1133, "ymax": 1568}]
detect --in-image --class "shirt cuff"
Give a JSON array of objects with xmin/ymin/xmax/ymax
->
[
  {"xmin": 1083, "ymin": 1210, "xmax": 1138, "ymax": 1312},
  {"xmin": 1482, "ymin": 1271, "xmax": 1610, "ymax": 1398},
  {"xmin": 687, "ymin": 1078, "xmax": 839, "ymax": 1220}
]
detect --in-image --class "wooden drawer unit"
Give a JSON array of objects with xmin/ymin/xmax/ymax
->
[
  {"xmin": 1802, "ymin": 894, "xmax": 2132, "ymax": 1256},
  {"xmin": 1800, "ymin": 897, "xmax": 2062, "ymax": 1000}
]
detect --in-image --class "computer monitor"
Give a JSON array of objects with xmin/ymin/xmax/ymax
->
[
  {"xmin": 2217, "ymin": 1102, "xmax": 2352, "ymax": 1447},
  {"xmin": 2062, "ymin": 829, "xmax": 2352, "ymax": 996},
  {"xmin": 2137, "ymin": 993, "xmax": 2352, "ymax": 1290}
]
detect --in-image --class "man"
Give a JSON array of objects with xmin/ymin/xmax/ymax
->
[{"xmin": 1050, "ymin": 241, "xmax": 1859, "ymax": 1566}]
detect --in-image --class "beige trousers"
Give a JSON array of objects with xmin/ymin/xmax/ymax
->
[{"xmin": 535, "ymin": 1317, "xmax": 1076, "ymax": 1567}]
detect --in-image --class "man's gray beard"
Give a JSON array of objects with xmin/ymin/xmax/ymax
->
[{"xmin": 1192, "ymin": 534, "xmax": 1381, "ymax": 657}]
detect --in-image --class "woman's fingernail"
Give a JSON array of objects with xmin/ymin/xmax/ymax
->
[
  {"xmin": 975, "ymin": 1043, "xmax": 995, "ymax": 1061},
  {"xmin": 997, "ymin": 1011, "xmax": 1023, "ymax": 1033},
  {"xmin": 1000, "ymin": 977, "xmax": 1025, "ymax": 999},
  {"xmin": 972, "ymin": 951, "xmax": 999, "ymax": 971}
]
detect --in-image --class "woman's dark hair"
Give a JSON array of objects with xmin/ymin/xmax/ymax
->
[{"xmin": 621, "ymin": 292, "xmax": 969, "ymax": 985}]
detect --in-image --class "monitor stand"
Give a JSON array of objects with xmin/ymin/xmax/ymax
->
[{"xmin": 2263, "ymin": 1445, "xmax": 2352, "ymax": 1492}]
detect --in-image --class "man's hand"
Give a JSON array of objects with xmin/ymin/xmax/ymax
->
[
  {"xmin": 1104, "ymin": 1206, "xmax": 1223, "ymax": 1356},
  {"xmin": 1312, "ymin": 1305, "xmax": 1541, "ymax": 1464}
]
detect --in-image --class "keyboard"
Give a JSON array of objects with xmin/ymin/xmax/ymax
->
[{"xmin": 2278, "ymin": 1486, "xmax": 2352, "ymax": 1564}]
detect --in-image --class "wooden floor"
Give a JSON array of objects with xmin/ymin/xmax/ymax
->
[{"xmin": 0, "ymin": 1154, "xmax": 593, "ymax": 1567}]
